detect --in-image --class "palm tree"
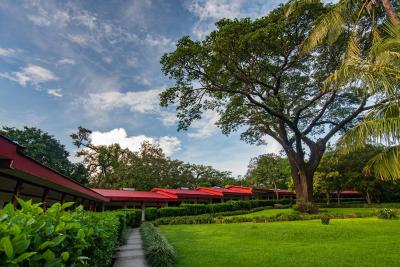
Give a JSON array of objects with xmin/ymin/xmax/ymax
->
[{"xmin": 286, "ymin": 0, "xmax": 400, "ymax": 179}]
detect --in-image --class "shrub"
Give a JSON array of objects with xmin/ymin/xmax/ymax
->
[
  {"xmin": 0, "ymin": 199, "xmax": 90, "ymax": 266},
  {"xmin": 145, "ymin": 208, "xmax": 159, "ymax": 221},
  {"xmin": 377, "ymin": 208, "xmax": 397, "ymax": 219},
  {"xmin": 140, "ymin": 223, "xmax": 176, "ymax": 267},
  {"xmin": 293, "ymin": 202, "xmax": 319, "ymax": 214},
  {"xmin": 321, "ymin": 215, "xmax": 330, "ymax": 225}
]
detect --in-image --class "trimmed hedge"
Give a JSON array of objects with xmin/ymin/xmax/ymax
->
[
  {"xmin": 153, "ymin": 210, "xmax": 377, "ymax": 226},
  {"xmin": 140, "ymin": 222, "xmax": 176, "ymax": 267},
  {"xmin": 0, "ymin": 198, "xmax": 139, "ymax": 267},
  {"xmin": 146, "ymin": 199, "xmax": 292, "ymax": 220}
]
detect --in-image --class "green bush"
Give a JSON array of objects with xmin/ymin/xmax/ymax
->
[
  {"xmin": 321, "ymin": 215, "xmax": 330, "ymax": 225},
  {"xmin": 377, "ymin": 208, "xmax": 397, "ymax": 219},
  {"xmin": 140, "ymin": 222, "xmax": 176, "ymax": 267},
  {"xmin": 0, "ymin": 198, "xmax": 90, "ymax": 266},
  {"xmin": 145, "ymin": 208, "xmax": 159, "ymax": 221},
  {"xmin": 153, "ymin": 200, "xmax": 285, "ymax": 220},
  {"xmin": 293, "ymin": 202, "xmax": 319, "ymax": 214},
  {"xmin": 0, "ymin": 198, "xmax": 139, "ymax": 267}
]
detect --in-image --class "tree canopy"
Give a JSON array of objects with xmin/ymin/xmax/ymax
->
[
  {"xmin": 160, "ymin": 2, "xmax": 380, "ymax": 202},
  {"xmin": 70, "ymin": 127, "xmax": 234, "ymax": 190},
  {"xmin": 0, "ymin": 126, "xmax": 88, "ymax": 184}
]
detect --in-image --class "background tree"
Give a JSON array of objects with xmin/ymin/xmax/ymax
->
[
  {"xmin": 246, "ymin": 154, "xmax": 291, "ymax": 199},
  {"xmin": 70, "ymin": 127, "xmax": 233, "ymax": 190},
  {"xmin": 0, "ymin": 126, "xmax": 88, "ymax": 184},
  {"xmin": 160, "ymin": 3, "xmax": 379, "ymax": 203}
]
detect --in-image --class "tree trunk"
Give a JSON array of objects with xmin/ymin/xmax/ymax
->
[
  {"xmin": 381, "ymin": 0, "xmax": 400, "ymax": 25},
  {"xmin": 273, "ymin": 181, "xmax": 279, "ymax": 200},
  {"xmin": 288, "ymin": 158, "xmax": 314, "ymax": 203},
  {"xmin": 326, "ymin": 192, "xmax": 330, "ymax": 205},
  {"xmin": 366, "ymin": 192, "xmax": 371, "ymax": 204},
  {"xmin": 337, "ymin": 192, "xmax": 341, "ymax": 205}
]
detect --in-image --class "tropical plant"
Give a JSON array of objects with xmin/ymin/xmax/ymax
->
[{"xmin": 286, "ymin": 0, "xmax": 400, "ymax": 180}]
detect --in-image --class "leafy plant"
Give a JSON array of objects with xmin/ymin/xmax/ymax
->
[
  {"xmin": 140, "ymin": 223, "xmax": 176, "ymax": 267},
  {"xmin": 292, "ymin": 202, "xmax": 320, "ymax": 214},
  {"xmin": 321, "ymin": 215, "xmax": 330, "ymax": 225},
  {"xmin": 377, "ymin": 208, "xmax": 397, "ymax": 219}
]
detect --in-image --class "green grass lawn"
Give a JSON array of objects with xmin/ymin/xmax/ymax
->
[{"xmin": 160, "ymin": 218, "xmax": 400, "ymax": 267}]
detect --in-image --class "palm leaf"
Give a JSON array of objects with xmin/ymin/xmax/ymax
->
[{"xmin": 364, "ymin": 145, "xmax": 400, "ymax": 180}]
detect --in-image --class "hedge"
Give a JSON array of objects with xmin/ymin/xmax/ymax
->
[
  {"xmin": 153, "ymin": 210, "xmax": 378, "ymax": 226},
  {"xmin": 140, "ymin": 222, "xmax": 176, "ymax": 267},
  {"xmin": 0, "ymin": 198, "xmax": 139, "ymax": 267},
  {"xmin": 146, "ymin": 199, "xmax": 292, "ymax": 220}
]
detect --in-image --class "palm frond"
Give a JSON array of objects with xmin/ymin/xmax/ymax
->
[
  {"xmin": 301, "ymin": 0, "xmax": 352, "ymax": 53},
  {"xmin": 364, "ymin": 145, "xmax": 400, "ymax": 180},
  {"xmin": 285, "ymin": 0, "xmax": 322, "ymax": 17}
]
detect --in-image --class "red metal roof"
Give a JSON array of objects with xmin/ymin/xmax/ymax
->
[
  {"xmin": 0, "ymin": 135, "xmax": 108, "ymax": 202},
  {"xmin": 225, "ymin": 185, "xmax": 253, "ymax": 194},
  {"xmin": 197, "ymin": 187, "xmax": 252, "ymax": 196},
  {"xmin": 151, "ymin": 188, "xmax": 223, "ymax": 199},
  {"xmin": 333, "ymin": 190, "xmax": 362, "ymax": 196},
  {"xmin": 92, "ymin": 189, "xmax": 178, "ymax": 202}
]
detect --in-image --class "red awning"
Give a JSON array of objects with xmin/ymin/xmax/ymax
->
[{"xmin": 151, "ymin": 188, "xmax": 223, "ymax": 199}]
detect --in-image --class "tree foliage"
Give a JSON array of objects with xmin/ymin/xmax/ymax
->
[
  {"xmin": 70, "ymin": 127, "xmax": 234, "ymax": 190},
  {"xmin": 0, "ymin": 126, "xmax": 87, "ymax": 184},
  {"xmin": 245, "ymin": 154, "xmax": 291, "ymax": 196},
  {"xmin": 159, "ymin": 2, "xmax": 379, "ymax": 202}
]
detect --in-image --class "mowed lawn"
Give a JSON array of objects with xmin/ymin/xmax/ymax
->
[{"xmin": 160, "ymin": 218, "xmax": 400, "ymax": 267}]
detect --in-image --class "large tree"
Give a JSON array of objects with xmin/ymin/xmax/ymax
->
[
  {"xmin": 160, "ymin": 3, "xmax": 380, "ymax": 203},
  {"xmin": 287, "ymin": 0, "xmax": 400, "ymax": 180},
  {"xmin": 0, "ymin": 126, "xmax": 88, "ymax": 184}
]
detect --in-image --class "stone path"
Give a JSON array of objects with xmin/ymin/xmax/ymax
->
[{"xmin": 113, "ymin": 228, "xmax": 149, "ymax": 267}]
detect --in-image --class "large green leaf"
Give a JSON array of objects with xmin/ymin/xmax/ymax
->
[{"xmin": 0, "ymin": 237, "xmax": 14, "ymax": 259}]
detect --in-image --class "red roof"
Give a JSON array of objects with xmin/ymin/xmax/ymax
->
[
  {"xmin": 225, "ymin": 186, "xmax": 253, "ymax": 194},
  {"xmin": 151, "ymin": 188, "xmax": 223, "ymax": 199},
  {"xmin": 92, "ymin": 189, "xmax": 177, "ymax": 202},
  {"xmin": 0, "ymin": 135, "xmax": 108, "ymax": 202},
  {"xmin": 197, "ymin": 187, "xmax": 252, "ymax": 196},
  {"xmin": 333, "ymin": 190, "xmax": 362, "ymax": 196}
]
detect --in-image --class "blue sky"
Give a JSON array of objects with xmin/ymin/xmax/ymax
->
[{"xmin": 0, "ymin": 0, "xmax": 287, "ymax": 176}]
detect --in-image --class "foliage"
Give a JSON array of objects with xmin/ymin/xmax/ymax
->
[
  {"xmin": 0, "ymin": 199, "xmax": 89, "ymax": 267},
  {"xmin": 0, "ymin": 126, "xmax": 88, "ymax": 184},
  {"xmin": 287, "ymin": 0, "xmax": 400, "ymax": 180},
  {"xmin": 70, "ymin": 126, "xmax": 234, "ymax": 190},
  {"xmin": 159, "ymin": 2, "xmax": 376, "ymax": 202},
  {"xmin": 140, "ymin": 223, "xmax": 176, "ymax": 267},
  {"xmin": 377, "ymin": 208, "xmax": 397, "ymax": 219},
  {"xmin": 315, "ymin": 145, "xmax": 388, "ymax": 204},
  {"xmin": 321, "ymin": 215, "xmax": 330, "ymax": 225},
  {"xmin": 245, "ymin": 154, "xmax": 291, "ymax": 197},
  {"xmin": 154, "ymin": 200, "xmax": 290, "ymax": 219},
  {"xmin": 292, "ymin": 202, "xmax": 319, "ymax": 214},
  {"xmin": 0, "ymin": 198, "xmax": 138, "ymax": 267}
]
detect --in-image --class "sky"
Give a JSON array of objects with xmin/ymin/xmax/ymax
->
[{"xmin": 0, "ymin": 0, "xmax": 287, "ymax": 176}]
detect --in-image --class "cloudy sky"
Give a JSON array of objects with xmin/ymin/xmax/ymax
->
[{"xmin": 0, "ymin": 0, "xmax": 287, "ymax": 176}]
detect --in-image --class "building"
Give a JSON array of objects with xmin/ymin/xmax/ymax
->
[
  {"xmin": 197, "ymin": 187, "xmax": 251, "ymax": 201},
  {"xmin": 0, "ymin": 135, "xmax": 108, "ymax": 210},
  {"xmin": 151, "ymin": 188, "xmax": 222, "ymax": 204}
]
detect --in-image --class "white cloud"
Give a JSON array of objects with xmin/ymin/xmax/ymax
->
[
  {"xmin": 58, "ymin": 58, "xmax": 75, "ymax": 65},
  {"xmin": 186, "ymin": 0, "xmax": 245, "ymax": 20},
  {"xmin": 27, "ymin": 15, "xmax": 51, "ymax": 26},
  {"xmin": 47, "ymin": 88, "xmax": 63, "ymax": 97},
  {"xmin": 0, "ymin": 48, "xmax": 16, "ymax": 57},
  {"xmin": 185, "ymin": 0, "xmax": 283, "ymax": 39},
  {"xmin": 187, "ymin": 110, "xmax": 220, "ymax": 139},
  {"xmin": 160, "ymin": 112, "xmax": 178, "ymax": 126},
  {"xmin": 0, "ymin": 64, "xmax": 58, "ymax": 87},
  {"xmin": 90, "ymin": 128, "xmax": 181, "ymax": 156},
  {"xmin": 86, "ymin": 89, "xmax": 161, "ymax": 113}
]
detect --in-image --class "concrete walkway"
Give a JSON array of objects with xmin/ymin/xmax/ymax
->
[{"xmin": 113, "ymin": 228, "xmax": 149, "ymax": 267}]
